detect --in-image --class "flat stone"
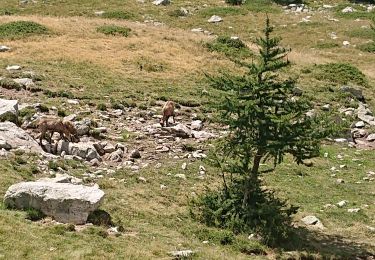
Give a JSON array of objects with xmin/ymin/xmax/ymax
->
[
  {"xmin": 6, "ymin": 65, "xmax": 21, "ymax": 71},
  {"xmin": 0, "ymin": 45, "xmax": 10, "ymax": 52},
  {"xmin": 301, "ymin": 215, "xmax": 325, "ymax": 229},
  {"xmin": 208, "ymin": 15, "xmax": 223, "ymax": 23},
  {"xmin": 4, "ymin": 181, "xmax": 104, "ymax": 224},
  {"xmin": 366, "ymin": 134, "xmax": 375, "ymax": 142}
]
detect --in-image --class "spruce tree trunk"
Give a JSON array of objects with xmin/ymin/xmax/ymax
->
[{"xmin": 242, "ymin": 151, "xmax": 262, "ymax": 207}]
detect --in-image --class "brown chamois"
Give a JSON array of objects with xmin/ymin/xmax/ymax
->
[
  {"xmin": 160, "ymin": 101, "xmax": 175, "ymax": 127},
  {"xmin": 37, "ymin": 117, "xmax": 79, "ymax": 144}
]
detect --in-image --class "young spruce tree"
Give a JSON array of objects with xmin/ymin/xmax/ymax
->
[{"xmin": 195, "ymin": 17, "xmax": 334, "ymax": 245}]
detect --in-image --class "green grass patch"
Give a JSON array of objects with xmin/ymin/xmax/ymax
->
[
  {"xmin": 97, "ymin": 25, "xmax": 131, "ymax": 37},
  {"xmin": 199, "ymin": 6, "xmax": 247, "ymax": 17},
  {"xmin": 345, "ymin": 28, "xmax": 374, "ymax": 39},
  {"xmin": 315, "ymin": 42, "xmax": 340, "ymax": 49},
  {"xmin": 358, "ymin": 42, "xmax": 375, "ymax": 53},
  {"xmin": 335, "ymin": 5, "xmax": 375, "ymax": 20},
  {"xmin": 0, "ymin": 21, "xmax": 49, "ymax": 39},
  {"xmin": 102, "ymin": 10, "xmax": 133, "ymax": 20},
  {"xmin": 309, "ymin": 63, "xmax": 368, "ymax": 86},
  {"xmin": 205, "ymin": 36, "xmax": 253, "ymax": 59}
]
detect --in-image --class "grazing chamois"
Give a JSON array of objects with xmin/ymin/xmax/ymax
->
[
  {"xmin": 37, "ymin": 117, "xmax": 79, "ymax": 144},
  {"xmin": 160, "ymin": 101, "xmax": 175, "ymax": 127}
]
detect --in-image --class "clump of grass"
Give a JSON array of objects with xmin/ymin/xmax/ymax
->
[
  {"xmin": 0, "ymin": 78, "xmax": 22, "ymax": 91},
  {"xmin": 0, "ymin": 21, "xmax": 49, "ymax": 39},
  {"xmin": 205, "ymin": 36, "xmax": 252, "ymax": 59},
  {"xmin": 226, "ymin": 0, "xmax": 244, "ymax": 5},
  {"xmin": 97, "ymin": 103, "xmax": 107, "ymax": 111},
  {"xmin": 97, "ymin": 25, "xmax": 131, "ymax": 37},
  {"xmin": 199, "ymin": 6, "xmax": 247, "ymax": 17},
  {"xmin": 137, "ymin": 56, "xmax": 167, "ymax": 72},
  {"xmin": 310, "ymin": 63, "xmax": 368, "ymax": 86},
  {"xmin": 25, "ymin": 208, "xmax": 45, "ymax": 221},
  {"xmin": 358, "ymin": 42, "xmax": 375, "ymax": 53},
  {"xmin": 167, "ymin": 8, "xmax": 188, "ymax": 18},
  {"xmin": 102, "ymin": 11, "xmax": 133, "ymax": 20},
  {"xmin": 57, "ymin": 109, "xmax": 67, "ymax": 117},
  {"xmin": 315, "ymin": 42, "xmax": 340, "ymax": 49},
  {"xmin": 345, "ymin": 28, "xmax": 374, "ymax": 39}
]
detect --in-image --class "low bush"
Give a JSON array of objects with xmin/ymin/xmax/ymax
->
[
  {"xmin": 0, "ymin": 21, "xmax": 49, "ymax": 39},
  {"xmin": 205, "ymin": 36, "xmax": 252, "ymax": 59},
  {"xmin": 97, "ymin": 25, "xmax": 131, "ymax": 37}
]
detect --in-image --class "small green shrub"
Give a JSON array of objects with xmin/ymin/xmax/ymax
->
[
  {"xmin": 345, "ymin": 28, "xmax": 374, "ymax": 39},
  {"xmin": 311, "ymin": 63, "xmax": 368, "ymax": 86},
  {"xmin": 0, "ymin": 78, "xmax": 22, "ymax": 91},
  {"xmin": 225, "ymin": 0, "xmax": 243, "ymax": 5},
  {"xmin": 205, "ymin": 36, "xmax": 253, "ymax": 59},
  {"xmin": 97, "ymin": 103, "xmax": 107, "ymax": 111},
  {"xmin": 358, "ymin": 42, "xmax": 375, "ymax": 53},
  {"xmin": 315, "ymin": 42, "xmax": 340, "ymax": 49},
  {"xmin": 51, "ymin": 224, "xmax": 75, "ymax": 235},
  {"xmin": 48, "ymin": 160, "xmax": 67, "ymax": 171},
  {"xmin": 97, "ymin": 25, "xmax": 131, "ymax": 37},
  {"xmin": 87, "ymin": 209, "xmax": 112, "ymax": 226},
  {"xmin": 85, "ymin": 226, "xmax": 109, "ymax": 238},
  {"xmin": 102, "ymin": 11, "xmax": 133, "ymax": 20},
  {"xmin": 137, "ymin": 57, "xmax": 166, "ymax": 72},
  {"xmin": 0, "ymin": 21, "xmax": 49, "ymax": 39},
  {"xmin": 57, "ymin": 109, "xmax": 67, "ymax": 117},
  {"xmin": 167, "ymin": 9, "xmax": 188, "ymax": 17},
  {"xmin": 25, "ymin": 208, "xmax": 45, "ymax": 221}
]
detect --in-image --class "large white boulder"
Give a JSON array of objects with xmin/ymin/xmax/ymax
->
[
  {"xmin": 56, "ymin": 140, "xmax": 100, "ymax": 161},
  {"xmin": 0, "ymin": 121, "xmax": 43, "ymax": 154},
  {"xmin": 0, "ymin": 99, "xmax": 18, "ymax": 123},
  {"xmin": 4, "ymin": 181, "xmax": 105, "ymax": 224}
]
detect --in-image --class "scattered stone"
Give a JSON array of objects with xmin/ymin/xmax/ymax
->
[
  {"xmin": 341, "ymin": 86, "xmax": 364, "ymax": 101},
  {"xmin": 334, "ymin": 138, "xmax": 347, "ymax": 143},
  {"xmin": 94, "ymin": 11, "xmax": 105, "ymax": 15},
  {"xmin": 192, "ymin": 150, "xmax": 207, "ymax": 159},
  {"xmin": 0, "ymin": 45, "xmax": 10, "ymax": 52},
  {"xmin": 191, "ymin": 120, "xmax": 203, "ymax": 131},
  {"xmin": 366, "ymin": 134, "xmax": 375, "ymax": 142},
  {"xmin": 348, "ymin": 208, "xmax": 360, "ymax": 213},
  {"xmin": 343, "ymin": 41, "xmax": 350, "ymax": 47},
  {"xmin": 64, "ymin": 113, "xmax": 77, "ymax": 122},
  {"xmin": 67, "ymin": 99, "xmax": 80, "ymax": 105},
  {"xmin": 301, "ymin": 215, "xmax": 325, "ymax": 229},
  {"xmin": 13, "ymin": 78, "xmax": 35, "ymax": 88},
  {"xmin": 208, "ymin": 15, "xmax": 223, "ymax": 23},
  {"xmin": 6, "ymin": 65, "xmax": 21, "ymax": 71},
  {"xmin": 337, "ymin": 200, "xmax": 348, "ymax": 207},
  {"xmin": 130, "ymin": 149, "xmax": 141, "ymax": 159},
  {"xmin": 336, "ymin": 178, "xmax": 345, "ymax": 184},
  {"xmin": 175, "ymin": 174, "xmax": 186, "ymax": 180},
  {"xmin": 170, "ymin": 250, "xmax": 194, "ymax": 258},
  {"xmin": 342, "ymin": 6, "xmax": 355, "ymax": 13},
  {"xmin": 4, "ymin": 180, "xmax": 105, "ymax": 224},
  {"xmin": 0, "ymin": 99, "xmax": 18, "ymax": 123},
  {"xmin": 191, "ymin": 28, "xmax": 204, "ymax": 33},
  {"xmin": 56, "ymin": 141, "xmax": 100, "ymax": 161},
  {"xmin": 354, "ymin": 121, "xmax": 366, "ymax": 129},
  {"xmin": 153, "ymin": 0, "xmax": 170, "ymax": 5},
  {"xmin": 138, "ymin": 177, "xmax": 147, "ymax": 183},
  {"xmin": 181, "ymin": 162, "xmax": 187, "ymax": 170},
  {"xmin": 103, "ymin": 144, "xmax": 116, "ymax": 154},
  {"xmin": 322, "ymin": 104, "xmax": 330, "ymax": 111},
  {"xmin": 163, "ymin": 124, "xmax": 191, "ymax": 138},
  {"xmin": 0, "ymin": 122, "xmax": 44, "ymax": 154}
]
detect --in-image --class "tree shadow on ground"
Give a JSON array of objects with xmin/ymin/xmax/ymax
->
[{"xmin": 278, "ymin": 226, "xmax": 375, "ymax": 259}]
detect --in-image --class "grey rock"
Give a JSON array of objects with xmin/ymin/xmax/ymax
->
[
  {"xmin": 153, "ymin": 0, "xmax": 170, "ymax": 5},
  {"xmin": 4, "ymin": 181, "xmax": 104, "ymax": 224},
  {"xmin": 56, "ymin": 140, "xmax": 100, "ymax": 161},
  {"xmin": 0, "ymin": 122, "xmax": 43, "ymax": 154},
  {"xmin": 356, "ymin": 103, "xmax": 375, "ymax": 126},
  {"xmin": 355, "ymin": 121, "xmax": 365, "ymax": 128},
  {"xmin": 130, "ymin": 149, "xmax": 141, "ymax": 159},
  {"xmin": 301, "ymin": 215, "xmax": 325, "ymax": 229},
  {"xmin": 38, "ymin": 173, "xmax": 83, "ymax": 185},
  {"xmin": 175, "ymin": 174, "xmax": 186, "ymax": 180},
  {"xmin": 6, "ymin": 65, "xmax": 21, "ymax": 71},
  {"xmin": 347, "ymin": 208, "xmax": 360, "ymax": 213},
  {"xmin": 0, "ymin": 45, "xmax": 10, "ymax": 52},
  {"xmin": 75, "ymin": 119, "xmax": 92, "ymax": 136},
  {"xmin": 337, "ymin": 200, "xmax": 348, "ymax": 207},
  {"xmin": 13, "ymin": 78, "xmax": 34, "ymax": 88},
  {"xmin": 163, "ymin": 123, "xmax": 191, "ymax": 138},
  {"xmin": 191, "ymin": 120, "xmax": 203, "ymax": 131},
  {"xmin": 103, "ymin": 144, "xmax": 116, "ymax": 154},
  {"xmin": 0, "ymin": 99, "xmax": 18, "ymax": 123},
  {"xmin": 366, "ymin": 134, "xmax": 375, "ymax": 142},
  {"xmin": 341, "ymin": 86, "xmax": 363, "ymax": 101},
  {"xmin": 208, "ymin": 15, "xmax": 223, "ymax": 23},
  {"xmin": 192, "ymin": 130, "xmax": 216, "ymax": 140},
  {"xmin": 170, "ymin": 250, "xmax": 194, "ymax": 258},
  {"xmin": 64, "ymin": 114, "xmax": 77, "ymax": 122},
  {"xmin": 0, "ymin": 140, "xmax": 12, "ymax": 150},
  {"xmin": 107, "ymin": 149, "xmax": 124, "ymax": 162}
]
